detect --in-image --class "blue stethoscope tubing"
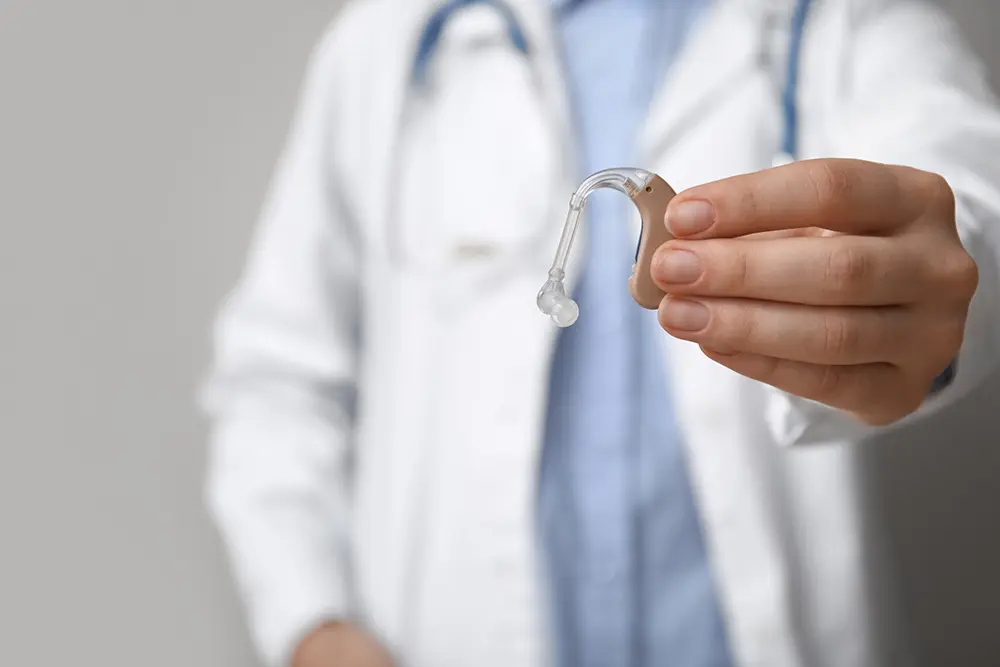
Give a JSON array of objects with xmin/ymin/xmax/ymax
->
[
  {"xmin": 411, "ymin": 0, "xmax": 813, "ymax": 163},
  {"xmin": 780, "ymin": 0, "xmax": 813, "ymax": 163}
]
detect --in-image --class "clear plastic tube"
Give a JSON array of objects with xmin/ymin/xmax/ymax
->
[{"xmin": 536, "ymin": 167, "xmax": 653, "ymax": 327}]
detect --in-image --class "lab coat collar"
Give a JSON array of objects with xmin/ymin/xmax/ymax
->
[
  {"xmin": 401, "ymin": 0, "xmax": 780, "ymax": 164},
  {"xmin": 404, "ymin": 0, "xmax": 577, "ymax": 171},
  {"xmin": 406, "ymin": 0, "xmax": 779, "ymax": 176}
]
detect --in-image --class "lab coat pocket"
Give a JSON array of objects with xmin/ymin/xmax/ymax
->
[{"xmin": 393, "ymin": 19, "xmax": 559, "ymax": 272}]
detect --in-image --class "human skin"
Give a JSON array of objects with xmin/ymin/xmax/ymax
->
[{"xmin": 651, "ymin": 158, "xmax": 978, "ymax": 426}]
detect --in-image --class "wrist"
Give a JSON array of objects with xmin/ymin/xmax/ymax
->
[{"xmin": 292, "ymin": 621, "xmax": 394, "ymax": 667}]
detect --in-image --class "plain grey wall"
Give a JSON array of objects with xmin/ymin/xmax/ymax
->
[{"xmin": 0, "ymin": 2, "xmax": 997, "ymax": 666}]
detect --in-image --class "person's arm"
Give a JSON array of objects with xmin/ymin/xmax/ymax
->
[
  {"xmin": 200, "ymin": 18, "xmax": 388, "ymax": 667},
  {"xmin": 764, "ymin": 0, "xmax": 1000, "ymax": 444},
  {"xmin": 649, "ymin": 1, "xmax": 1000, "ymax": 445},
  {"xmin": 292, "ymin": 623, "xmax": 394, "ymax": 667}
]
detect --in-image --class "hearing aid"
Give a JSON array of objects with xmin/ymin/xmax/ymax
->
[{"xmin": 537, "ymin": 167, "xmax": 676, "ymax": 327}]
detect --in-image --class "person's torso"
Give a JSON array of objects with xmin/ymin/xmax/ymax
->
[
  {"xmin": 537, "ymin": 2, "xmax": 733, "ymax": 666},
  {"xmin": 325, "ymin": 1, "xmax": 900, "ymax": 666}
]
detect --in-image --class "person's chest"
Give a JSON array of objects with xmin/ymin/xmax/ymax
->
[{"xmin": 356, "ymin": 0, "xmax": 781, "ymax": 270}]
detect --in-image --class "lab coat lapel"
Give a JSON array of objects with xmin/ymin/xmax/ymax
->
[
  {"xmin": 507, "ymin": 0, "xmax": 578, "ymax": 167},
  {"xmin": 636, "ymin": 6, "xmax": 806, "ymax": 664},
  {"xmin": 639, "ymin": 0, "xmax": 764, "ymax": 161},
  {"xmin": 405, "ymin": 0, "xmax": 577, "ymax": 188},
  {"xmin": 370, "ymin": 3, "xmax": 805, "ymax": 665},
  {"xmin": 506, "ymin": 0, "xmax": 588, "ymax": 295},
  {"xmin": 396, "ymin": 0, "xmax": 583, "ymax": 286}
]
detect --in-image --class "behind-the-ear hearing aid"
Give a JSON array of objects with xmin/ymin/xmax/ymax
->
[{"xmin": 537, "ymin": 167, "xmax": 676, "ymax": 327}]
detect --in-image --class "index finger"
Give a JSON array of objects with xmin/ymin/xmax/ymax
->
[{"xmin": 664, "ymin": 159, "xmax": 926, "ymax": 239}]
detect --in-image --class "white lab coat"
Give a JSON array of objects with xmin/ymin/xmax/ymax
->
[{"xmin": 201, "ymin": 1, "xmax": 1000, "ymax": 666}]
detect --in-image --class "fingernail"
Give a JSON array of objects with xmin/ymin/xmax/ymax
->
[
  {"xmin": 654, "ymin": 249, "xmax": 702, "ymax": 285},
  {"xmin": 661, "ymin": 298, "xmax": 710, "ymax": 332},
  {"xmin": 666, "ymin": 199, "xmax": 715, "ymax": 236}
]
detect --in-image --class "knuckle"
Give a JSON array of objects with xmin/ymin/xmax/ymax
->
[
  {"xmin": 755, "ymin": 354, "xmax": 782, "ymax": 382},
  {"xmin": 924, "ymin": 171, "xmax": 956, "ymax": 214},
  {"xmin": 809, "ymin": 161, "xmax": 856, "ymax": 211},
  {"xmin": 821, "ymin": 313, "xmax": 858, "ymax": 359},
  {"xmin": 931, "ymin": 245, "xmax": 979, "ymax": 302},
  {"xmin": 813, "ymin": 364, "xmax": 843, "ymax": 402},
  {"xmin": 949, "ymin": 250, "xmax": 979, "ymax": 300},
  {"xmin": 824, "ymin": 244, "xmax": 869, "ymax": 292},
  {"xmin": 718, "ymin": 244, "xmax": 751, "ymax": 292},
  {"xmin": 908, "ymin": 169, "xmax": 956, "ymax": 227}
]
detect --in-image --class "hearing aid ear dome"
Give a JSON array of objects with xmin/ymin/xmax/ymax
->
[
  {"xmin": 536, "ymin": 281, "xmax": 579, "ymax": 327},
  {"xmin": 549, "ymin": 297, "xmax": 579, "ymax": 327}
]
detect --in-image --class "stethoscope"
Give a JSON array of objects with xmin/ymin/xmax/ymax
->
[
  {"xmin": 411, "ymin": 0, "xmax": 813, "ymax": 167},
  {"xmin": 390, "ymin": 0, "xmax": 814, "ymax": 282}
]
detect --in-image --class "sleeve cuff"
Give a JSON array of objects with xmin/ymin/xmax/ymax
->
[
  {"xmin": 765, "ymin": 358, "xmax": 961, "ymax": 448},
  {"xmin": 765, "ymin": 389, "xmax": 878, "ymax": 447}
]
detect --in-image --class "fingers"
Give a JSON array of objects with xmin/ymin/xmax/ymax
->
[
  {"xmin": 655, "ymin": 160, "xmax": 965, "ymax": 424},
  {"xmin": 650, "ymin": 234, "xmax": 929, "ymax": 306},
  {"xmin": 699, "ymin": 348, "xmax": 922, "ymax": 426},
  {"xmin": 664, "ymin": 159, "xmax": 933, "ymax": 239},
  {"xmin": 738, "ymin": 227, "xmax": 828, "ymax": 240},
  {"xmin": 658, "ymin": 296, "xmax": 913, "ymax": 366}
]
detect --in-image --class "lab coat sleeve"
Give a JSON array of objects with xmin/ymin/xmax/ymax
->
[
  {"xmin": 199, "ymin": 21, "xmax": 360, "ymax": 667},
  {"xmin": 767, "ymin": 0, "xmax": 1000, "ymax": 446}
]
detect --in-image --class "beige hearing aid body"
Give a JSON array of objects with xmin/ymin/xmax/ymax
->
[
  {"xmin": 537, "ymin": 167, "xmax": 675, "ymax": 326},
  {"xmin": 627, "ymin": 174, "xmax": 677, "ymax": 309}
]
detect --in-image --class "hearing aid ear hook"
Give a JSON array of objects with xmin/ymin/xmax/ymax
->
[{"xmin": 536, "ymin": 167, "xmax": 678, "ymax": 327}]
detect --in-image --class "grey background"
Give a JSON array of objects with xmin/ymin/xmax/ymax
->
[{"xmin": 0, "ymin": 1, "xmax": 997, "ymax": 666}]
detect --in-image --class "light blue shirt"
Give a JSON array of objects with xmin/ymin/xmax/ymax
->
[{"xmin": 538, "ymin": 2, "xmax": 733, "ymax": 666}]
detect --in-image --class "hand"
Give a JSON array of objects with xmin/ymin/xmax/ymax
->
[
  {"xmin": 651, "ymin": 158, "xmax": 978, "ymax": 426},
  {"xmin": 292, "ymin": 622, "xmax": 395, "ymax": 667}
]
